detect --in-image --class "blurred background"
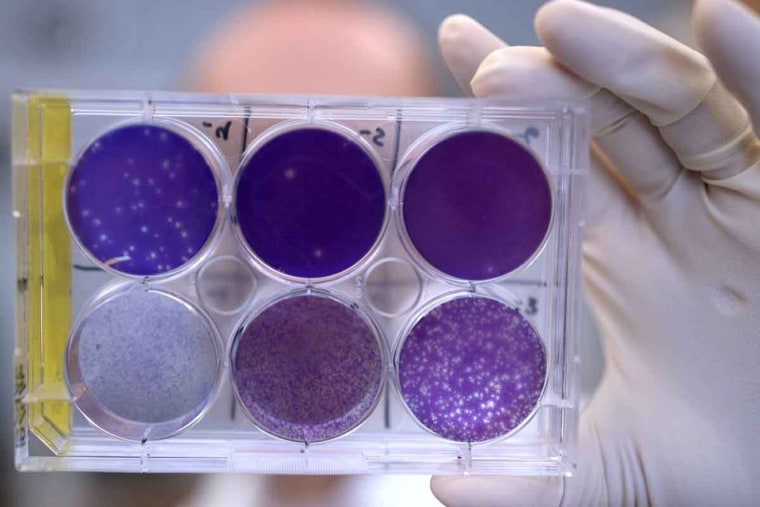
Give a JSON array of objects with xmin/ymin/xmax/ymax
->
[{"xmin": 0, "ymin": 0, "xmax": 699, "ymax": 505}]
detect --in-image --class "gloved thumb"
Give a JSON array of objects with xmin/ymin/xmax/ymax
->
[
  {"xmin": 431, "ymin": 410, "xmax": 609, "ymax": 506},
  {"xmin": 431, "ymin": 475, "xmax": 562, "ymax": 507}
]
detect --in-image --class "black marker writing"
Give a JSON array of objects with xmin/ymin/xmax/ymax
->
[
  {"xmin": 202, "ymin": 121, "xmax": 232, "ymax": 141},
  {"xmin": 359, "ymin": 127, "xmax": 386, "ymax": 147},
  {"xmin": 518, "ymin": 126, "xmax": 540, "ymax": 145}
]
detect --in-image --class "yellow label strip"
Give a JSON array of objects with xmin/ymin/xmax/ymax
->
[{"xmin": 23, "ymin": 95, "xmax": 73, "ymax": 453}]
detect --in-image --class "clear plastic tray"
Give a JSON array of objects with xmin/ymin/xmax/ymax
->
[{"xmin": 12, "ymin": 90, "xmax": 588, "ymax": 475}]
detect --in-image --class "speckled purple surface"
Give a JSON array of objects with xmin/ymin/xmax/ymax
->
[
  {"xmin": 74, "ymin": 291, "xmax": 219, "ymax": 424},
  {"xmin": 398, "ymin": 297, "xmax": 546, "ymax": 442},
  {"xmin": 232, "ymin": 295, "xmax": 384, "ymax": 442},
  {"xmin": 402, "ymin": 130, "xmax": 552, "ymax": 280},
  {"xmin": 66, "ymin": 123, "xmax": 219, "ymax": 276},
  {"xmin": 235, "ymin": 128, "xmax": 385, "ymax": 279}
]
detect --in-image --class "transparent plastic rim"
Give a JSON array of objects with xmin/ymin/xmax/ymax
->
[
  {"xmin": 63, "ymin": 118, "xmax": 229, "ymax": 282},
  {"xmin": 195, "ymin": 253, "xmax": 258, "ymax": 316},
  {"xmin": 230, "ymin": 120, "xmax": 390, "ymax": 286},
  {"xmin": 393, "ymin": 123, "xmax": 555, "ymax": 286},
  {"xmin": 392, "ymin": 290, "xmax": 549, "ymax": 445},
  {"xmin": 65, "ymin": 282, "xmax": 225, "ymax": 442},
  {"xmin": 228, "ymin": 287, "xmax": 389, "ymax": 444},
  {"xmin": 361, "ymin": 256, "xmax": 424, "ymax": 318}
]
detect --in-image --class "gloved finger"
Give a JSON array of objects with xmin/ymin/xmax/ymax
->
[
  {"xmin": 536, "ymin": 0, "xmax": 756, "ymax": 182},
  {"xmin": 431, "ymin": 411, "xmax": 608, "ymax": 507},
  {"xmin": 432, "ymin": 475, "xmax": 562, "ymax": 507},
  {"xmin": 439, "ymin": 16, "xmax": 632, "ymax": 144},
  {"xmin": 438, "ymin": 15, "xmax": 506, "ymax": 95},
  {"xmin": 472, "ymin": 45, "xmax": 680, "ymax": 202},
  {"xmin": 437, "ymin": 18, "xmax": 639, "ymax": 225},
  {"xmin": 587, "ymin": 146, "xmax": 636, "ymax": 237},
  {"xmin": 437, "ymin": 17, "xmax": 675, "ymax": 220},
  {"xmin": 692, "ymin": 0, "xmax": 760, "ymax": 205},
  {"xmin": 694, "ymin": 0, "xmax": 760, "ymax": 134}
]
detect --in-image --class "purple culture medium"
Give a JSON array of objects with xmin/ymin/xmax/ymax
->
[
  {"xmin": 401, "ymin": 129, "xmax": 552, "ymax": 281},
  {"xmin": 231, "ymin": 293, "xmax": 385, "ymax": 442},
  {"xmin": 397, "ymin": 296, "xmax": 546, "ymax": 443},
  {"xmin": 234, "ymin": 126, "xmax": 386, "ymax": 280},
  {"xmin": 66, "ymin": 123, "xmax": 221, "ymax": 277}
]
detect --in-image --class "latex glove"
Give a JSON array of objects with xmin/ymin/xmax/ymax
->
[{"xmin": 433, "ymin": 0, "xmax": 760, "ymax": 505}]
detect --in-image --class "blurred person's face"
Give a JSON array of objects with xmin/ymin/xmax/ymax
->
[
  {"xmin": 186, "ymin": 3, "xmax": 437, "ymax": 503},
  {"xmin": 188, "ymin": 0, "xmax": 437, "ymax": 97}
]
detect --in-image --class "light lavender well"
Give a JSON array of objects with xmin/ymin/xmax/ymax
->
[{"xmin": 66, "ymin": 289, "xmax": 221, "ymax": 441}]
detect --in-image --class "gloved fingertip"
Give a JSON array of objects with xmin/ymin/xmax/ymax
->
[
  {"xmin": 535, "ymin": 0, "xmax": 602, "ymax": 47},
  {"xmin": 432, "ymin": 475, "xmax": 564, "ymax": 507},
  {"xmin": 692, "ymin": 0, "xmax": 728, "ymax": 38},
  {"xmin": 693, "ymin": 0, "xmax": 757, "ymax": 48},
  {"xmin": 469, "ymin": 47, "xmax": 517, "ymax": 98},
  {"xmin": 431, "ymin": 476, "xmax": 489, "ymax": 507},
  {"xmin": 438, "ymin": 14, "xmax": 479, "ymax": 47},
  {"xmin": 438, "ymin": 14, "xmax": 506, "ymax": 56},
  {"xmin": 430, "ymin": 475, "xmax": 460, "ymax": 505},
  {"xmin": 692, "ymin": 0, "xmax": 760, "ymax": 133},
  {"xmin": 438, "ymin": 15, "xmax": 506, "ymax": 95},
  {"xmin": 468, "ymin": 50, "xmax": 501, "ymax": 98},
  {"xmin": 534, "ymin": 0, "xmax": 568, "ymax": 48},
  {"xmin": 694, "ymin": 0, "xmax": 742, "ymax": 18}
]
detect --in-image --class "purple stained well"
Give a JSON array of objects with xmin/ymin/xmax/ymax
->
[
  {"xmin": 398, "ymin": 296, "xmax": 546, "ymax": 443},
  {"xmin": 231, "ymin": 294, "xmax": 384, "ymax": 442},
  {"xmin": 66, "ymin": 123, "xmax": 220, "ymax": 277},
  {"xmin": 234, "ymin": 127, "xmax": 386, "ymax": 279},
  {"xmin": 402, "ymin": 130, "xmax": 552, "ymax": 281}
]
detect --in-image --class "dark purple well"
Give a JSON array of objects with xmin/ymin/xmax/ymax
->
[
  {"xmin": 402, "ymin": 130, "xmax": 552, "ymax": 281},
  {"xmin": 66, "ymin": 123, "xmax": 219, "ymax": 276},
  {"xmin": 234, "ymin": 127, "xmax": 386, "ymax": 279},
  {"xmin": 231, "ymin": 294, "xmax": 384, "ymax": 442},
  {"xmin": 398, "ymin": 296, "xmax": 546, "ymax": 443}
]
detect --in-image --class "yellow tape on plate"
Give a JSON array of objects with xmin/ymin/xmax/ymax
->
[{"xmin": 25, "ymin": 95, "xmax": 73, "ymax": 453}]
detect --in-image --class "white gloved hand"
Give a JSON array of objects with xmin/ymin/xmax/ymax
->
[{"xmin": 432, "ymin": 0, "xmax": 760, "ymax": 505}]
